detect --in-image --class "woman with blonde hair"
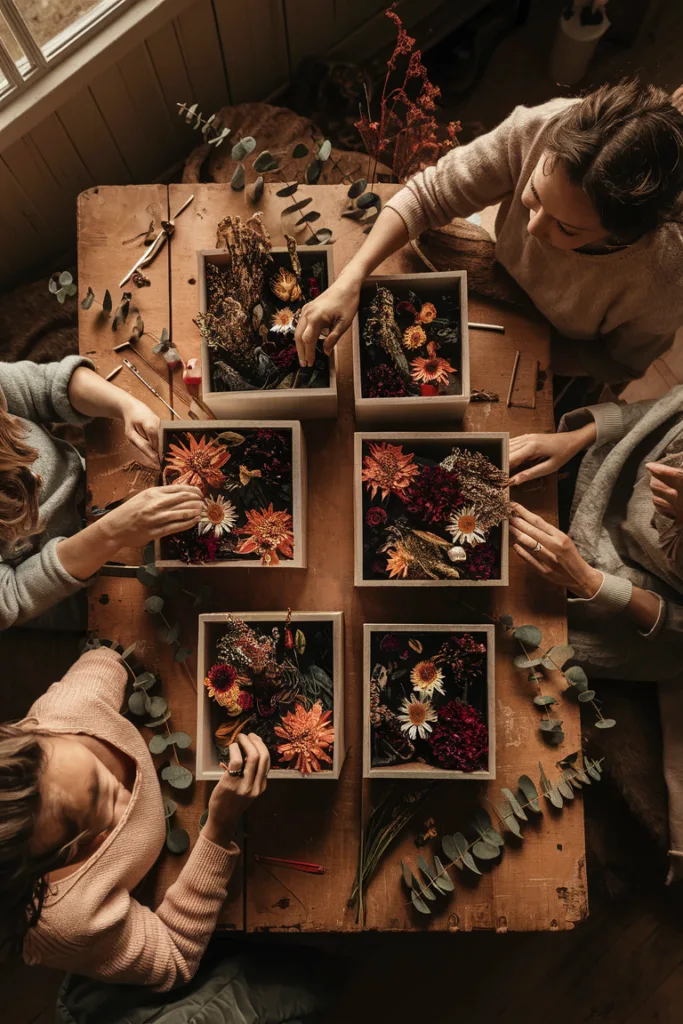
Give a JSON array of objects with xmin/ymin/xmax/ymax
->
[{"xmin": 0, "ymin": 356, "xmax": 203, "ymax": 630}]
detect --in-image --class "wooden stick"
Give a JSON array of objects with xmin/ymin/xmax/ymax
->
[
  {"xmin": 468, "ymin": 321, "xmax": 505, "ymax": 333},
  {"xmin": 105, "ymin": 364, "xmax": 123, "ymax": 381},
  {"xmin": 506, "ymin": 350, "xmax": 521, "ymax": 407}
]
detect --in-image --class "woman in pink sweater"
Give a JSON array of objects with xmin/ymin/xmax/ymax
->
[
  {"xmin": 0, "ymin": 646, "xmax": 269, "ymax": 990},
  {"xmin": 297, "ymin": 79, "xmax": 683, "ymax": 385}
]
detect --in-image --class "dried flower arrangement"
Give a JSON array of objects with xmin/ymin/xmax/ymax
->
[
  {"xmin": 156, "ymin": 421, "xmax": 305, "ymax": 568},
  {"xmin": 355, "ymin": 433, "xmax": 509, "ymax": 585},
  {"xmin": 196, "ymin": 216, "xmax": 335, "ymax": 411},
  {"xmin": 364, "ymin": 625, "xmax": 494, "ymax": 778},
  {"xmin": 360, "ymin": 282, "xmax": 462, "ymax": 398},
  {"xmin": 197, "ymin": 612, "xmax": 343, "ymax": 779}
]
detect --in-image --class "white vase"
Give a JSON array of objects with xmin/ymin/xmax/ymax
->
[{"xmin": 549, "ymin": 9, "xmax": 610, "ymax": 85}]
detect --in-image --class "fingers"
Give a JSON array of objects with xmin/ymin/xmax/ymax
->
[
  {"xmin": 650, "ymin": 477, "xmax": 677, "ymax": 501},
  {"xmin": 509, "ymin": 460, "xmax": 554, "ymax": 487},
  {"xmin": 509, "ymin": 502, "xmax": 557, "ymax": 537},
  {"xmin": 322, "ymin": 317, "xmax": 348, "ymax": 356},
  {"xmin": 128, "ymin": 431, "xmax": 159, "ymax": 469},
  {"xmin": 298, "ymin": 311, "xmax": 332, "ymax": 366},
  {"xmin": 647, "ymin": 462, "xmax": 683, "ymax": 483},
  {"xmin": 155, "ymin": 515, "xmax": 201, "ymax": 537},
  {"xmin": 513, "ymin": 542, "xmax": 550, "ymax": 576},
  {"xmin": 236, "ymin": 732, "xmax": 258, "ymax": 787},
  {"xmin": 250, "ymin": 733, "xmax": 270, "ymax": 794},
  {"xmin": 225, "ymin": 741, "xmax": 244, "ymax": 777},
  {"xmin": 158, "ymin": 484, "xmax": 203, "ymax": 497}
]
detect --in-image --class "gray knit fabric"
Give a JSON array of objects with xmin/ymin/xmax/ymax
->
[
  {"xmin": 0, "ymin": 357, "xmax": 94, "ymax": 629},
  {"xmin": 560, "ymin": 388, "xmax": 683, "ymax": 680}
]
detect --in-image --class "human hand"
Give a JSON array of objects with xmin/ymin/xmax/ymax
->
[
  {"xmin": 294, "ymin": 273, "xmax": 361, "ymax": 366},
  {"xmin": 647, "ymin": 462, "xmax": 683, "ymax": 522},
  {"xmin": 508, "ymin": 422, "xmax": 596, "ymax": 487},
  {"xmin": 509, "ymin": 502, "xmax": 603, "ymax": 598},
  {"xmin": 121, "ymin": 397, "xmax": 160, "ymax": 468},
  {"xmin": 203, "ymin": 733, "xmax": 270, "ymax": 848},
  {"xmin": 101, "ymin": 484, "xmax": 203, "ymax": 548}
]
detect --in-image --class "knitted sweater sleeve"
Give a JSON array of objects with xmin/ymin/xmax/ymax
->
[
  {"xmin": 384, "ymin": 100, "xmax": 567, "ymax": 238},
  {"xmin": 0, "ymin": 539, "xmax": 89, "ymax": 630},
  {"xmin": 559, "ymin": 398, "xmax": 660, "ymax": 446},
  {"xmin": 30, "ymin": 647, "xmax": 128, "ymax": 717},
  {"xmin": 0, "ymin": 356, "xmax": 95, "ymax": 424},
  {"xmin": 31, "ymin": 835, "xmax": 239, "ymax": 991}
]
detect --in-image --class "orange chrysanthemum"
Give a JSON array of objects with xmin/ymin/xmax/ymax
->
[
  {"xmin": 362, "ymin": 442, "xmax": 420, "ymax": 500},
  {"xmin": 235, "ymin": 503, "xmax": 294, "ymax": 565},
  {"xmin": 410, "ymin": 341, "xmax": 456, "ymax": 388},
  {"xmin": 402, "ymin": 324, "xmax": 427, "ymax": 350},
  {"xmin": 274, "ymin": 700, "xmax": 335, "ymax": 774},
  {"xmin": 416, "ymin": 302, "xmax": 437, "ymax": 324},
  {"xmin": 385, "ymin": 543, "xmax": 411, "ymax": 579},
  {"xmin": 163, "ymin": 432, "xmax": 231, "ymax": 493}
]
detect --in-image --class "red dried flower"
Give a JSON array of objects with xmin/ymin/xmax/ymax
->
[
  {"xmin": 272, "ymin": 344, "xmax": 298, "ymax": 372},
  {"xmin": 459, "ymin": 542, "xmax": 497, "ymax": 582},
  {"xmin": 371, "ymin": 559, "xmax": 387, "ymax": 575},
  {"xmin": 307, "ymin": 276, "xmax": 320, "ymax": 298},
  {"xmin": 206, "ymin": 663, "xmax": 237, "ymax": 693},
  {"xmin": 436, "ymin": 633, "xmax": 487, "ymax": 679},
  {"xmin": 284, "ymin": 627, "xmax": 294, "ymax": 649},
  {"xmin": 380, "ymin": 633, "xmax": 401, "ymax": 653},
  {"xmin": 428, "ymin": 699, "xmax": 488, "ymax": 772},
  {"xmin": 404, "ymin": 465, "xmax": 463, "ymax": 524},
  {"xmin": 169, "ymin": 531, "xmax": 219, "ymax": 564},
  {"xmin": 396, "ymin": 300, "xmax": 418, "ymax": 318},
  {"xmin": 364, "ymin": 364, "xmax": 410, "ymax": 398},
  {"xmin": 365, "ymin": 506, "xmax": 388, "ymax": 528}
]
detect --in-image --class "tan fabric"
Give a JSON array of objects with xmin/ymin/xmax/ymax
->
[
  {"xmin": 22, "ymin": 647, "xmax": 239, "ymax": 990},
  {"xmin": 386, "ymin": 99, "xmax": 683, "ymax": 384}
]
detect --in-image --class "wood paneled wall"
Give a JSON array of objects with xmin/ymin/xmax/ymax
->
[{"xmin": 0, "ymin": 0, "xmax": 400, "ymax": 292}]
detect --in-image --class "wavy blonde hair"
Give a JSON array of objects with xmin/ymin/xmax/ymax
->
[{"xmin": 0, "ymin": 406, "xmax": 41, "ymax": 546}]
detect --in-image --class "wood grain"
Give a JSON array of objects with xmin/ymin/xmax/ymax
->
[{"xmin": 79, "ymin": 182, "xmax": 585, "ymax": 934}]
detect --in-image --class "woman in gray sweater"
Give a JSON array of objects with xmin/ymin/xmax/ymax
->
[
  {"xmin": 0, "ymin": 356, "xmax": 203, "ymax": 630},
  {"xmin": 509, "ymin": 391, "xmax": 683, "ymax": 880}
]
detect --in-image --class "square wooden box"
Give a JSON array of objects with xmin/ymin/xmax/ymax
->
[
  {"xmin": 354, "ymin": 431, "xmax": 509, "ymax": 587},
  {"xmin": 155, "ymin": 419, "xmax": 307, "ymax": 568},
  {"xmin": 352, "ymin": 270, "xmax": 470, "ymax": 424},
  {"xmin": 196, "ymin": 611, "xmax": 345, "ymax": 780},
  {"xmin": 198, "ymin": 246, "xmax": 338, "ymax": 419},
  {"xmin": 362, "ymin": 622, "xmax": 496, "ymax": 779}
]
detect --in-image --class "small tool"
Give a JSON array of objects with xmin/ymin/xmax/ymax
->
[
  {"xmin": 468, "ymin": 321, "xmax": 505, "ymax": 333},
  {"xmin": 114, "ymin": 340, "xmax": 193, "ymax": 409},
  {"xmin": 253, "ymin": 854, "xmax": 325, "ymax": 875},
  {"xmin": 122, "ymin": 358, "xmax": 178, "ymax": 418},
  {"xmin": 105, "ymin": 364, "xmax": 123, "ymax": 382},
  {"xmin": 119, "ymin": 193, "xmax": 195, "ymax": 287}
]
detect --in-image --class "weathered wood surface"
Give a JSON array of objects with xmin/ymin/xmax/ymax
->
[{"xmin": 80, "ymin": 183, "xmax": 585, "ymax": 934}]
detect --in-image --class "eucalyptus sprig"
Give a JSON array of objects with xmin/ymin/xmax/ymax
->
[
  {"xmin": 500, "ymin": 615, "xmax": 616, "ymax": 740},
  {"xmin": 342, "ymin": 177, "xmax": 383, "ymax": 235},
  {"xmin": 49, "ymin": 270, "xmax": 77, "ymax": 303},
  {"xmin": 402, "ymin": 753, "xmax": 603, "ymax": 915}
]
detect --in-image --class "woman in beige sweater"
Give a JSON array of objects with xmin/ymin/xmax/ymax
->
[
  {"xmin": 0, "ymin": 646, "xmax": 269, "ymax": 989},
  {"xmin": 297, "ymin": 80, "xmax": 683, "ymax": 385}
]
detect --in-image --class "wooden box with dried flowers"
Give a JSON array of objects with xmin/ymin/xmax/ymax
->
[
  {"xmin": 354, "ymin": 431, "xmax": 509, "ymax": 587},
  {"xmin": 197, "ymin": 238, "xmax": 337, "ymax": 420},
  {"xmin": 196, "ymin": 611, "xmax": 345, "ymax": 780},
  {"xmin": 363, "ymin": 623, "xmax": 495, "ymax": 780},
  {"xmin": 155, "ymin": 420, "xmax": 306, "ymax": 568},
  {"xmin": 352, "ymin": 271, "xmax": 470, "ymax": 424}
]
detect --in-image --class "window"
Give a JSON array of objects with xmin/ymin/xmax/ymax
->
[{"xmin": 0, "ymin": 0, "xmax": 136, "ymax": 108}]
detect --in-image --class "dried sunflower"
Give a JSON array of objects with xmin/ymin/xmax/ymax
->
[
  {"xmin": 274, "ymin": 700, "xmax": 335, "ymax": 774},
  {"xmin": 397, "ymin": 695, "xmax": 438, "ymax": 740},
  {"xmin": 270, "ymin": 307, "xmax": 296, "ymax": 334},
  {"xmin": 410, "ymin": 341, "xmax": 456, "ymax": 388},
  {"xmin": 416, "ymin": 301, "xmax": 437, "ymax": 324},
  {"xmin": 361, "ymin": 441, "xmax": 420, "ymax": 500},
  {"xmin": 402, "ymin": 324, "xmax": 427, "ymax": 350},
  {"xmin": 446, "ymin": 505, "xmax": 487, "ymax": 547},
  {"xmin": 410, "ymin": 660, "xmax": 446, "ymax": 698},
  {"xmin": 198, "ymin": 495, "xmax": 238, "ymax": 538},
  {"xmin": 163, "ymin": 432, "xmax": 231, "ymax": 493}
]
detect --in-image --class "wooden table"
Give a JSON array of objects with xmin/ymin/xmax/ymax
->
[{"xmin": 78, "ymin": 183, "xmax": 586, "ymax": 933}]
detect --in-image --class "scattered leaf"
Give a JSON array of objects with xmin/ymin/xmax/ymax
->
[
  {"xmin": 513, "ymin": 625, "xmax": 543, "ymax": 648},
  {"xmin": 144, "ymin": 595, "xmax": 164, "ymax": 614},
  {"xmin": 595, "ymin": 718, "xmax": 616, "ymax": 729},
  {"xmin": 305, "ymin": 159, "xmax": 322, "ymax": 184},
  {"xmin": 501, "ymin": 787, "xmax": 528, "ymax": 822},
  {"xmin": 518, "ymin": 774, "xmax": 541, "ymax": 813},
  {"xmin": 128, "ymin": 691, "xmax": 147, "ymax": 716},
  {"xmin": 410, "ymin": 889, "xmax": 432, "ymax": 915},
  {"xmin": 231, "ymin": 163, "xmax": 245, "ymax": 191},
  {"xmin": 543, "ymin": 644, "xmax": 575, "ymax": 669},
  {"xmin": 292, "ymin": 143, "xmax": 309, "ymax": 159},
  {"xmin": 147, "ymin": 696, "xmax": 168, "ymax": 718},
  {"xmin": 408, "ymin": 638, "xmax": 423, "ymax": 654},
  {"xmin": 102, "ymin": 289, "xmax": 112, "ymax": 315},
  {"xmin": 166, "ymin": 827, "xmax": 190, "ymax": 855},
  {"xmin": 149, "ymin": 734, "xmax": 168, "ymax": 754},
  {"xmin": 348, "ymin": 178, "xmax": 367, "ymax": 199},
  {"xmin": 533, "ymin": 694, "xmax": 558, "ymax": 706},
  {"xmin": 167, "ymin": 731, "xmax": 192, "ymax": 749},
  {"xmin": 442, "ymin": 832, "xmax": 481, "ymax": 874},
  {"xmin": 161, "ymin": 764, "xmax": 193, "ymax": 789},
  {"xmin": 277, "ymin": 183, "xmax": 299, "ymax": 197},
  {"xmin": 306, "ymin": 228, "xmax": 333, "ymax": 245},
  {"xmin": 81, "ymin": 287, "xmax": 95, "ymax": 310},
  {"xmin": 317, "ymin": 139, "xmax": 332, "ymax": 161},
  {"xmin": 295, "ymin": 629, "xmax": 306, "ymax": 656},
  {"xmin": 174, "ymin": 647, "xmax": 192, "ymax": 663},
  {"xmin": 578, "ymin": 689, "xmax": 596, "ymax": 702},
  {"xmin": 163, "ymin": 797, "xmax": 177, "ymax": 818}
]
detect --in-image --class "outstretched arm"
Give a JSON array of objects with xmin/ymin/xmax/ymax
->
[{"xmin": 67, "ymin": 365, "xmax": 161, "ymax": 467}]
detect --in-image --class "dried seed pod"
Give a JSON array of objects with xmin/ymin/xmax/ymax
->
[{"xmin": 269, "ymin": 267, "xmax": 302, "ymax": 302}]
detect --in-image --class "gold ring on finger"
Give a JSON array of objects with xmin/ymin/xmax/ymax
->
[{"xmin": 533, "ymin": 541, "xmax": 543, "ymax": 553}]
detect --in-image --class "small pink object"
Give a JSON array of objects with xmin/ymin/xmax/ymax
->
[
  {"xmin": 183, "ymin": 357, "xmax": 202, "ymax": 390},
  {"xmin": 420, "ymin": 384, "xmax": 439, "ymax": 397}
]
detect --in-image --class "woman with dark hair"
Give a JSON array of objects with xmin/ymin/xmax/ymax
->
[
  {"xmin": 0, "ymin": 645, "xmax": 269, "ymax": 987},
  {"xmin": 0, "ymin": 357, "xmax": 203, "ymax": 630},
  {"xmin": 296, "ymin": 79, "xmax": 683, "ymax": 385}
]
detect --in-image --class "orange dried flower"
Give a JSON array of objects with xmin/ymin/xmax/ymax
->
[
  {"xmin": 385, "ymin": 543, "xmax": 411, "ymax": 579},
  {"xmin": 416, "ymin": 302, "xmax": 437, "ymax": 324},
  {"xmin": 274, "ymin": 700, "xmax": 335, "ymax": 774},
  {"xmin": 163, "ymin": 432, "xmax": 231, "ymax": 493},
  {"xmin": 410, "ymin": 341, "xmax": 456, "ymax": 388},
  {"xmin": 362, "ymin": 441, "xmax": 420, "ymax": 500},
  {"xmin": 235, "ymin": 503, "xmax": 294, "ymax": 565},
  {"xmin": 402, "ymin": 324, "xmax": 427, "ymax": 350}
]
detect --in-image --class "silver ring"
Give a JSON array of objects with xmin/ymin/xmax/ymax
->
[
  {"xmin": 533, "ymin": 541, "xmax": 543, "ymax": 553},
  {"xmin": 228, "ymin": 769, "xmax": 243, "ymax": 778}
]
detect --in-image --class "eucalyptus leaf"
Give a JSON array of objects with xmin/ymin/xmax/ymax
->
[
  {"xmin": 543, "ymin": 644, "xmax": 575, "ymax": 669},
  {"xmin": 473, "ymin": 809, "xmax": 504, "ymax": 847},
  {"xmin": 295, "ymin": 211, "xmax": 321, "ymax": 225},
  {"xmin": 513, "ymin": 654, "xmax": 543, "ymax": 669},
  {"xmin": 585, "ymin": 758, "xmax": 603, "ymax": 781},
  {"xmin": 49, "ymin": 276, "xmax": 59, "ymax": 293},
  {"xmin": 415, "ymin": 878, "xmax": 436, "ymax": 901},
  {"xmin": 578, "ymin": 689, "xmax": 596, "ymax": 702},
  {"xmin": 557, "ymin": 780, "xmax": 575, "ymax": 800},
  {"xmin": 565, "ymin": 665, "xmax": 588, "ymax": 688},
  {"xmin": 128, "ymin": 690, "xmax": 147, "ymax": 716},
  {"xmin": 167, "ymin": 731, "xmax": 192, "ymax": 749},
  {"xmin": 231, "ymin": 164, "xmax": 245, "ymax": 191},
  {"xmin": 166, "ymin": 827, "xmax": 190, "ymax": 855},
  {"xmin": 417, "ymin": 855, "xmax": 433, "ymax": 880},
  {"xmin": 356, "ymin": 191, "xmax": 380, "ymax": 210},
  {"xmin": 120, "ymin": 643, "xmax": 138, "ymax": 661},
  {"xmin": 595, "ymin": 718, "xmax": 616, "ymax": 729},
  {"xmin": 198, "ymin": 809, "xmax": 208, "ymax": 832},
  {"xmin": 317, "ymin": 139, "xmax": 331, "ymax": 161},
  {"xmin": 533, "ymin": 695, "xmax": 558, "ymax": 706},
  {"xmin": 174, "ymin": 647, "xmax": 192, "ymax": 664},
  {"xmin": 292, "ymin": 143, "xmax": 309, "ymax": 159},
  {"xmin": 149, "ymin": 734, "xmax": 168, "ymax": 754},
  {"xmin": 145, "ymin": 710, "xmax": 172, "ymax": 728},
  {"xmin": 166, "ymin": 622, "xmax": 180, "ymax": 644},
  {"xmin": 410, "ymin": 890, "xmax": 432, "ymax": 915},
  {"xmin": 545, "ymin": 729, "xmax": 565, "ymax": 746},
  {"xmin": 133, "ymin": 671, "xmax": 156, "ymax": 692},
  {"xmin": 472, "ymin": 838, "xmax": 501, "ymax": 860},
  {"xmin": 59, "ymin": 270, "xmax": 73, "ymax": 286},
  {"xmin": 252, "ymin": 175, "xmax": 264, "ymax": 202},
  {"xmin": 147, "ymin": 696, "xmax": 168, "ymax": 718},
  {"xmin": 518, "ymin": 774, "xmax": 541, "ymax": 812},
  {"xmin": 496, "ymin": 799, "xmax": 523, "ymax": 838},
  {"xmin": 432, "ymin": 856, "xmax": 455, "ymax": 891},
  {"xmin": 231, "ymin": 136, "xmax": 255, "ymax": 160},
  {"xmin": 277, "ymin": 183, "xmax": 299, "ymax": 197},
  {"xmin": 513, "ymin": 625, "xmax": 543, "ymax": 648},
  {"xmin": 81, "ymin": 287, "xmax": 95, "ymax": 310},
  {"xmin": 283, "ymin": 197, "xmax": 313, "ymax": 215},
  {"xmin": 305, "ymin": 159, "xmax": 322, "ymax": 184},
  {"xmin": 253, "ymin": 150, "xmax": 275, "ymax": 172},
  {"xmin": 144, "ymin": 595, "xmax": 164, "ymax": 614},
  {"xmin": 348, "ymin": 178, "xmax": 367, "ymax": 199},
  {"xmin": 501, "ymin": 787, "xmax": 528, "ymax": 821},
  {"xmin": 539, "ymin": 763, "xmax": 563, "ymax": 808},
  {"xmin": 102, "ymin": 289, "xmax": 112, "ymax": 315},
  {"xmin": 163, "ymin": 797, "xmax": 177, "ymax": 818},
  {"xmin": 540, "ymin": 719, "xmax": 563, "ymax": 732},
  {"xmin": 161, "ymin": 764, "xmax": 193, "ymax": 790},
  {"xmin": 400, "ymin": 859, "xmax": 415, "ymax": 889},
  {"xmin": 499, "ymin": 614, "xmax": 514, "ymax": 628},
  {"xmin": 209, "ymin": 126, "xmax": 231, "ymax": 147},
  {"xmin": 442, "ymin": 832, "xmax": 481, "ymax": 874},
  {"xmin": 306, "ymin": 228, "xmax": 332, "ymax": 245},
  {"xmin": 295, "ymin": 629, "xmax": 306, "ymax": 655}
]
